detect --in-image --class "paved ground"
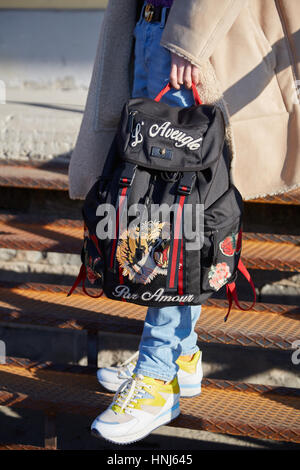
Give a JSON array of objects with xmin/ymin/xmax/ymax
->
[{"xmin": 0, "ymin": 89, "xmax": 86, "ymax": 163}]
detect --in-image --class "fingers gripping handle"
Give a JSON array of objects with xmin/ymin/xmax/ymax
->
[{"xmin": 154, "ymin": 82, "xmax": 202, "ymax": 105}]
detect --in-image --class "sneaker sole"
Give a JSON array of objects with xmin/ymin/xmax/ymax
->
[{"xmin": 91, "ymin": 403, "xmax": 180, "ymax": 445}]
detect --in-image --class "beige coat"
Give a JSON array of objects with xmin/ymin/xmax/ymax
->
[{"xmin": 68, "ymin": 0, "xmax": 300, "ymax": 200}]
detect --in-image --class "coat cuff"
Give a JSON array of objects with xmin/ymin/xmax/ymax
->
[{"xmin": 161, "ymin": 0, "xmax": 245, "ymax": 66}]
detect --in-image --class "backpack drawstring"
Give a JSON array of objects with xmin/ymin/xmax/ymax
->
[
  {"xmin": 224, "ymin": 259, "xmax": 256, "ymax": 322},
  {"xmin": 67, "ymin": 264, "xmax": 103, "ymax": 299}
]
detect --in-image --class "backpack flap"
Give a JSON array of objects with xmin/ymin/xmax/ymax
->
[{"xmin": 117, "ymin": 98, "xmax": 225, "ymax": 172}]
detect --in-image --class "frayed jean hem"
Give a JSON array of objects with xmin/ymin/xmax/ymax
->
[{"xmin": 180, "ymin": 346, "xmax": 199, "ymax": 357}]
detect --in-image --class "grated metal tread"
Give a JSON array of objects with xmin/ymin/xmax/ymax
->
[
  {"xmin": 0, "ymin": 162, "xmax": 300, "ymax": 204},
  {"xmin": 0, "ymin": 444, "xmax": 45, "ymax": 450},
  {"xmin": 0, "ymin": 165, "xmax": 68, "ymax": 191},
  {"xmin": 0, "ymin": 360, "xmax": 300, "ymax": 443},
  {"xmin": 5, "ymin": 357, "xmax": 300, "ymax": 396},
  {"xmin": 0, "ymin": 216, "xmax": 82, "ymax": 253},
  {"xmin": 242, "ymin": 233, "xmax": 300, "ymax": 271},
  {"xmin": 1, "ymin": 214, "xmax": 300, "ymax": 271},
  {"xmin": 0, "ymin": 283, "xmax": 299, "ymax": 350},
  {"xmin": 250, "ymin": 187, "xmax": 300, "ymax": 205}
]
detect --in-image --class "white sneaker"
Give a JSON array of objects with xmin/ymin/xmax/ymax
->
[
  {"xmin": 91, "ymin": 373, "xmax": 180, "ymax": 444},
  {"xmin": 96, "ymin": 351, "xmax": 139, "ymax": 392},
  {"xmin": 97, "ymin": 350, "xmax": 203, "ymax": 398},
  {"xmin": 176, "ymin": 350, "xmax": 203, "ymax": 397}
]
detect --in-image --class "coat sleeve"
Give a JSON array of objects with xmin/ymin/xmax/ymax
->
[
  {"xmin": 68, "ymin": 0, "xmax": 137, "ymax": 199},
  {"xmin": 161, "ymin": 0, "xmax": 246, "ymax": 66}
]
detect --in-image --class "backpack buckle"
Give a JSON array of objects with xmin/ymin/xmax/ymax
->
[
  {"xmin": 119, "ymin": 163, "xmax": 137, "ymax": 187},
  {"xmin": 177, "ymin": 172, "xmax": 196, "ymax": 195}
]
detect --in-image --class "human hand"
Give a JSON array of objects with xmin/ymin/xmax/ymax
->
[{"xmin": 170, "ymin": 52, "xmax": 200, "ymax": 90}]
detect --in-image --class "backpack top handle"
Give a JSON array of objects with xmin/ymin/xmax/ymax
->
[{"xmin": 154, "ymin": 82, "xmax": 202, "ymax": 105}]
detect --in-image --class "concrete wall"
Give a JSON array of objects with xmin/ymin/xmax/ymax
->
[
  {"xmin": 0, "ymin": 9, "xmax": 105, "ymax": 162},
  {"xmin": 0, "ymin": 10, "xmax": 104, "ymax": 89}
]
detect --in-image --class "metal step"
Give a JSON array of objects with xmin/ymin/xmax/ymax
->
[
  {"xmin": 0, "ymin": 215, "xmax": 82, "ymax": 253},
  {"xmin": 0, "ymin": 164, "xmax": 68, "ymax": 191},
  {"xmin": 0, "ymin": 282, "xmax": 299, "ymax": 350},
  {"xmin": 1, "ymin": 358, "xmax": 300, "ymax": 443},
  {"xmin": 0, "ymin": 444, "xmax": 45, "ymax": 450},
  {"xmin": 250, "ymin": 188, "xmax": 300, "ymax": 205},
  {"xmin": 1, "ymin": 214, "xmax": 300, "ymax": 272},
  {"xmin": 242, "ymin": 232, "xmax": 300, "ymax": 271},
  {"xmin": 0, "ymin": 162, "xmax": 299, "ymax": 204}
]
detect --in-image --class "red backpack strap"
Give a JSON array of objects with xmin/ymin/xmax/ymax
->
[
  {"xmin": 224, "ymin": 259, "xmax": 256, "ymax": 322},
  {"xmin": 154, "ymin": 82, "xmax": 202, "ymax": 105},
  {"xmin": 67, "ymin": 264, "xmax": 86, "ymax": 297},
  {"xmin": 67, "ymin": 264, "xmax": 103, "ymax": 299}
]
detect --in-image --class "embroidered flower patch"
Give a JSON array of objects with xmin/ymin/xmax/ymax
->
[
  {"xmin": 208, "ymin": 262, "xmax": 231, "ymax": 291},
  {"xmin": 219, "ymin": 232, "xmax": 240, "ymax": 256}
]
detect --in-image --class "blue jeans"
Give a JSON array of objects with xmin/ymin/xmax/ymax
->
[{"xmin": 132, "ymin": 4, "xmax": 201, "ymax": 382}]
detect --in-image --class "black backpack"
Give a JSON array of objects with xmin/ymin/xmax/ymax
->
[{"xmin": 69, "ymin": 83, "xmax": 256, "ymax": 321}]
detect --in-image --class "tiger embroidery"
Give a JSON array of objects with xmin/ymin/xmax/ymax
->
[{"xmin": 116, "ymin": 220, "xmax": 171, "ymax": 285}]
